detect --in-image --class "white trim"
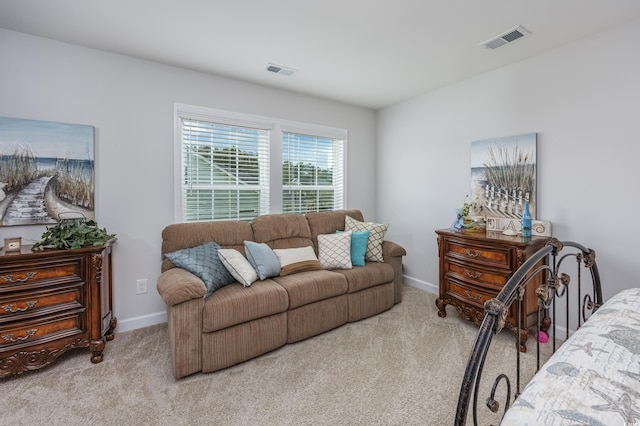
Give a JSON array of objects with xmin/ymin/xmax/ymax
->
[
  {"xmin": 404, "ymin": 275, "xmax": 438, "ymax": 295},
  {"xmin": 174, "ymin": 104, "xmax": 347, "ymax": 140},
  {"xmin": 271, "ymin": 123, "xmax": 283, "ymax": 212},
  {"xmin": 115, "ymin": 311, "xmax": 167, "ymax": 333},
  {"xmin": 173, "ymin": 105, "xmax": 184, "ymax": 222}
]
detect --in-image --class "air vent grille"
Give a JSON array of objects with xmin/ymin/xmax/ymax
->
[
  {"xmin": 480, "ymin": 25, "xmax": 531, "ymax": 50},
  {"xmin": 266, "ymin": 63, "xmax": 295, "ymax": 76}
]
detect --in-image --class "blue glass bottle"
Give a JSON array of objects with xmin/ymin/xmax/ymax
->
[{"xmin": 521, "ymin": 201, "xmax": 532, "ymax": 237}]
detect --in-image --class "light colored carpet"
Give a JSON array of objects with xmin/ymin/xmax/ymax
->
[{"xmin": 1, "ymin": 286, "xmax": 551, "ymax": 425}]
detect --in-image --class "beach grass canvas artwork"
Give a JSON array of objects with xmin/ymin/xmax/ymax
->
[
  {"xmin": 0, "ymin": 116, "xmax": 95, "ymax": 227},
  {"xmin": 470, "ymin": 133, "xmax": 537, "ymax": 221}
]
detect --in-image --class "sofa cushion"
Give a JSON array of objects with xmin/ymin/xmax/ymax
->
[
  {"xmin": 305, "ymin": 209, "xmax": 365, "ymax": 249},
  {"xmin": 161, "ymin": 220, "xmax": 253, "ymax": 273},
  {"xmin": 202, "ymin": 280, "xmax": 289, "ymax": 333},
  {"xmin": 273, "ymin": 246, "xmax": 322, "ymax": 276},
  {"xmin": 334, "ymin": 262, "xmax": 395, "ymax": 293},
  {"xmin": 165, "ymin": 242, "xmax": 235, "ymax": 296},
  {"xmin": 317, "ymin": 232, "xmax": 352, "ymax": 270},
  {"xmin": 244, "ymin": 241, "xmax": 281, "ymax": 280},
  {"xmin": 345, "ymin": 215, "xmax": 388, "ymax": 262},
  {"xmin": 252, "ymin": 213, "xmax": 313, "ymax": 249},
  {"xmin": 273, "ymin": 270, "xmax": 348, "ymax": 309},
  {"xmin": 218, "ymin": 248, "xmax": 258, "ymax": 287}
]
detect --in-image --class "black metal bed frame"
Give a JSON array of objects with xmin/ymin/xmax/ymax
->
[{"xmin": 454, "ymin": 238, "xmax": 603, "ymax": 425}]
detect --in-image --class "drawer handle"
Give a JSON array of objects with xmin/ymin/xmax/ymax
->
[
  {"xmin": 465, "ymin": 270, "xmax": 482, "ymax": 279},
  {"xmin": 465, "ymin": 290, "xmax": 482, "ymax": 301},
  {"xmin": 2, "ymin": 328, "xmax": 38, "ymax": 343},
  {"xmin": 465, "ymin": 249, "xmax": 482, "ymax": 258},
  {"xmin": 1, "ymin": 300, "xmax": 38, "ymax": 313},
  {"xmin": 1, "ymin": 272, "xmax": 38, "ymax": 283}
]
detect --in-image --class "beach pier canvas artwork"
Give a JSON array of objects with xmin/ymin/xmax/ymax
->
[
  {"xmin": 0, "ymin": 116, "xmax": 95, "ymax": 227},
  {"xmin": 470, "ymin": 133, "xmax": 537, "ymax": 225}
]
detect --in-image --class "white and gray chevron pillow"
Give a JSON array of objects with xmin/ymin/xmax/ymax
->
[{"xmin": 317, "ymin": 232, "xmax": 353, "ymax": 270}]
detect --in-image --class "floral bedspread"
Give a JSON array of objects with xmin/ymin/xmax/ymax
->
[{"xmin": 501, "ymin": 288, "xmax": 640, "ymax": 426}]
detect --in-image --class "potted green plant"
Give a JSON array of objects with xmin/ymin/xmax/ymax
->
[{"xmin": 32, "ymin": 218, "xmax": 116, "ymax": 250}]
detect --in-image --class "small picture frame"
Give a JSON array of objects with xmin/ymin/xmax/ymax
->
[{"xmin": 4, "ymin": 237, "xmax": 22, "ymax": 252}]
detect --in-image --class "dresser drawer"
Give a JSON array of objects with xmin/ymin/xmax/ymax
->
[
  {"xmin": 446, "ymin": 279, "xmax": 496, "ymax": 309},
  {"xmin": 0, "ymin": 260, "xmax": 82, "ymax": 290},
  {"xmin": 0, "ymin": 310, "xmax": 85, "ymax": 350},
  {"xmin": 445, "ymin": 239, "xmax": 512, "ymax": 270},
  {"xmin": 446, "ymin": 261, "xmax": 509, "ymax": 291},
  {"xmin": 0, "ymin": 283, "xmax": 84, "ymax": 324}
]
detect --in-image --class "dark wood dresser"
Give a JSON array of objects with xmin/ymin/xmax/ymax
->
[
  {"xmin": 435, "ymin": 229, "xmax": 550, "ymax": 351},
  {"xmin": 0, "ymin": 242, "xmax": 116, "ymax": 377}
]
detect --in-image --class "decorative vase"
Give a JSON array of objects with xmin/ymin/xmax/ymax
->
[{"xmin": 521, "ymin": 201, "xmax": 532, "ymax": 237}]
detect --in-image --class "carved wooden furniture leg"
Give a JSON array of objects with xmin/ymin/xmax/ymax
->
[
  {"xmin": 105, "ymin": 317, "xmax": 118, "ymax": 341},
  {"xmin": 518, "ymin": 329, "xmax": 529, "ymax": 353},
  {"xmin": 90, "ymin": 337, "xmax": 106, "ymax": 364},
  {"xmin": 436, "ymin": 298, "xmax": 447, "ymax": 318}
]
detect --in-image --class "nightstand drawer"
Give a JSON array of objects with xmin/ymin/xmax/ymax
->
[
  {"xmin": 0, "ymin": 283, "xmax": 84, "ymax": 323},
  {"xmin": 446, "ymin": 261, "xmax": 509, "ymax": 291},
  {"xmin": 445, "ymin": 239, "xmax": 512, "ymax": 269},
  {"xmin": 0, "ymin": 261, "xmax": 82, "ymax": 289},
  {"xmin": 446, "ymin": 280, "xmax": 496, "ymax": 308},
  {"xmin": 0, "ymin": 311, "xmax": 85, "ymax": 350}
]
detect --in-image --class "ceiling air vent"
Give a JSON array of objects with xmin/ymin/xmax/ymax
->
[
  {"xmin": 480, "ymin": 25, "xmax": 531, "ymax": 50},
  {"xmin": 266, "ymin": 63, "xmax": 295, "ymax": 76}
]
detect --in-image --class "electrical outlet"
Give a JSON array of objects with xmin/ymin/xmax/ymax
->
[{"xmin": 136, "ymin": 278, "xmax": 148, "ymax": 294}]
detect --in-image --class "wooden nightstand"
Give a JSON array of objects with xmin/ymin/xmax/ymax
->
[
  {"xmin": 435, "ymin": 228, "xmax": 550, "ymax": 351},
  {"xmin": 0, "ymin": 242, "xmax": 116, "ymax": 377}
]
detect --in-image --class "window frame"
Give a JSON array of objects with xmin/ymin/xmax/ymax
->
[{"xmin": 174, "ymin": 103, "xmax": 348, "ymax": 222}]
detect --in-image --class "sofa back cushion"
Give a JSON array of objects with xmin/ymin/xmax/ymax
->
[
  {"xmin": 161, "ymin": 220, "xmax": 253, "ymax": 272},
  {"xmin": 252, "ymin": 213, "xmax": 313, "ymax": 250},
  {"xmin": 305, "ymin": 209, "xmax": 364, "ymax": 251}
]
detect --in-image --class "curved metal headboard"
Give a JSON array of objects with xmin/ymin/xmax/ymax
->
[{"xmin": 454, "ymin": 238, "xmax": 603, "ymax": 425}]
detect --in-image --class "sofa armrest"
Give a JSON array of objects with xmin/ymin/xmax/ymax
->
[
  {"xmin": 382, "ymin": 240, "xmax": 407, "ymax": 258},
  {"xmin": 382, "ymin": 240, "xmax": 406, "ymax": 304},
  {"xmin": 157, "ymin": 267, "xmax": 206, "ymax": 306}
]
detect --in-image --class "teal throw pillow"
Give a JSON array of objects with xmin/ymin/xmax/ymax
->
[
  {"xmin": 244, "ymin": 241, "xmax": 281, "ymax": 280},
  {"xmin": 165, "ymin": 242, "xmax": 235, "ymax": 296},
  {"xmin": 338, "ymin": 230, "xmax": 369, "ymax": 267}
]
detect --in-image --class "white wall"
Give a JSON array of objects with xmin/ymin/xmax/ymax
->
[
  {"xmin": 0, "ymin": 29, "xmax": 377, "ymax": 331},
  {"xmin": 377, "ymin": 18, "xmax": 640, "ymax": 300}
]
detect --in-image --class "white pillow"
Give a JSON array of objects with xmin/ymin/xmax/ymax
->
[
  {"xmin": 317, "ymin": 232, "xmax": 352, "ymax": 270},
  {"xmin": 218, "ymin": 249, "xmax": 258, "ymax": 287},
  {"xmin": 272, "ymin": 246, "xmax": 322, "ymax": 276}
]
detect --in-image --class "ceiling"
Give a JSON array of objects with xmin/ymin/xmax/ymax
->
[{"xmin": 2, "ymin": 1, "xmax": 640, "ymax": 110}]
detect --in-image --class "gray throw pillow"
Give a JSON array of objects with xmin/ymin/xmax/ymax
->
[
  {"xmin": 165, "ymin": 242, "xmax": 235, "ymax": 296},
  {"xmin": 244, "ymin": 241, "xmax": 281, "ymax": 280}
]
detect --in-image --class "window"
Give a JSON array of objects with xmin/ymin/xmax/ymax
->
[
  {"xmin": 282, "ymin": 131, "xmax": 344, "ymax": 213},
  {"xmin": 175, "ymin": 104, "xmax": 346, "ymax": 222}
]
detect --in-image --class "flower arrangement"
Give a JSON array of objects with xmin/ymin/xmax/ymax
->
[{"xmin": 452, "ymin": 195, "xmax": 485, "ymax": 232}]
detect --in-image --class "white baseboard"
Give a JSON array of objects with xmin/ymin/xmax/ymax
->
[
  {"xmin": 403, "ymin": 274, "xmax": 438, "ymax": 295},
  {"xmin": 115, "ymin": 311, "xmax": 167, "ymax": 333}
]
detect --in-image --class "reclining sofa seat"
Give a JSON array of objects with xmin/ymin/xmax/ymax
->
[{"xmin": 157, "ymin": 209, "xmax": 406, "ymax": 379}]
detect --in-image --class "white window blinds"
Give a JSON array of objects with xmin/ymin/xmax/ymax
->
[
  {"xmin": 282, "ymin": 131, "xmax": 344, "ymax": 214},
  {"xmin": 180, "ymin": 118, "xmax": 270, "ymax": 221}
]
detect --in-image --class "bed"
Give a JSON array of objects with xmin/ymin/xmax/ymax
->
[{"xmin": 453, "ymin": 238, "xmax": 640, "ymax": 425}]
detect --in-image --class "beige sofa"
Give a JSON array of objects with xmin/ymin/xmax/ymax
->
[{"xmin": 156, "ymin": 209, "xmax": 406, "ymax": 379}]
